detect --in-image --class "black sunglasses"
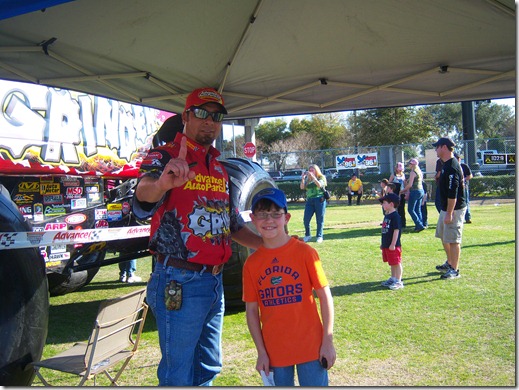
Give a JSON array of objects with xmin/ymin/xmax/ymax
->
[{"xmin": 188, "ymin": 107, "xmax": 225, "ymax": 122}]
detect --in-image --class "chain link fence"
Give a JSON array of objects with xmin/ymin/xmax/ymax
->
[{"xmin": 255, "ymin": 137, "xmax": 515, "ymax": 200}]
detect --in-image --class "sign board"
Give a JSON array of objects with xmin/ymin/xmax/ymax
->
[
  {"xmin": 483, "ymin": 153, "xmax": 506, "ymax": 165},
  {"xmin": 243, "ymin": 142, "xmax": 256, "ymax": 158},
  {"xmin": 335, "ymin": 153, "xmax": 378, "ymax": 169}
]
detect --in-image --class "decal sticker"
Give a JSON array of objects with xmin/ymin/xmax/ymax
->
[
  {"xmin": 65, "ymin": 213, "xmax": 87, "ymax": 225},
  {"xmin": 43, "ymin": 194, "xmax": 64, "ymax": 204},
  {"xmin": 71, "ymin": 198, "xmax": 87, "ymax": 210},
  {"xmin": 40, "ymin": 183, "xmax": 61, "ymax": 195},
  {"xmin": 95, "ymin": 209, "xmax": 108, "ymax": 220}
]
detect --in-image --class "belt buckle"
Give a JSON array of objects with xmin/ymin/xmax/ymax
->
[{"xmin": 212, "ymin": 264, "xmax": 224, "ymax": 275}]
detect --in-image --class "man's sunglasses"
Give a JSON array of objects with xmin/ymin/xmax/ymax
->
[{"xmin": 188, "ymin": 107, "xmax": 225, "ymax": 122}]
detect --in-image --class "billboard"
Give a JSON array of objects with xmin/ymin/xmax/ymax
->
[{"xmin": 336, "ymin": 153, "xmax": 378, "ymax": 170}]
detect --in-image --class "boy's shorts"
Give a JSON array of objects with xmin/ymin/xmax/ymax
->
[
  {"xmin": 382, "ymin": 247, "xmax": 402, "ymax": 265},
  {"xmin": 435, "ymin": 208, "xmax": 466, "ymax": 243}
]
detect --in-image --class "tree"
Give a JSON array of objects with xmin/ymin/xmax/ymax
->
[
  {"xmin": 349, "ymin": 107, "xmax": 431, "ymax": 146},
  {"xmin": 255, "ymin": 119, "xmax": 289, "ymax": 154},
  {"xmin": 475, "ymin": 101, "xmax": 515, "ymax": 139}
]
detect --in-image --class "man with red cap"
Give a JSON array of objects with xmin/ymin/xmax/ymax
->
[{"xmin": 133, "ymin": 88, "xmax": 263, "ymax": 386}]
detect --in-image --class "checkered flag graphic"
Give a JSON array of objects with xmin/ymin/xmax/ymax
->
[{"xmin": 0, "ymin": 233, "xmax": 18, "ymax": 248}]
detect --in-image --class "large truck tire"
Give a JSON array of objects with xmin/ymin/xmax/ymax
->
[
  {"xmin": 47, "ymin": 249, "xmax": 104, "ymax": 296},
  {"xmin": 0, "ymin": 185, "xmax": 49, "ymax": 386},
  {"xmin": 221, "ymin": 158, "xmax": 276, "ymax": 307}
]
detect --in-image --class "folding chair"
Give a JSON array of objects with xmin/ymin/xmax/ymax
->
[{"xmin": 32, "ymin": 288, "xmax": 148, "ymax": 386}]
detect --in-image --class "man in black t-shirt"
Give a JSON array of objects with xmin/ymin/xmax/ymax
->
[{"xmin": 432, "ymin": 137, "xmax": 467, "ymax": 280}]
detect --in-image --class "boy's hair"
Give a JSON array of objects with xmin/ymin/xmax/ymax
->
[
  {"xmin": 252, "ymin": 198, "xmax": 283, "ymax": 213},
  {"xmin": 386, "ymin": 183, "xmax": 396, "ymax": 192},
  {"xmin": 379, "ymin": 193, "xmax": 400, "ymax": 208}
]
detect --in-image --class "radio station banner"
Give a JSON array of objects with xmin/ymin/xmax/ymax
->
[
  {"xmin": 483, "ymin": 153, "xmax": 515, "ymax": 165},
  {"xmin": 0, "ymin": 225, "xmax": 151, "ymax": 251},
  {"xmin": 335, "ymin": 153, "xmax": 378, "ymax": 169}
]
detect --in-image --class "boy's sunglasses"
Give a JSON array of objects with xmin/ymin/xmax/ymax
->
[{"xmin": 188, "ymin": 107, "xmax": 225, "ymax": 122}]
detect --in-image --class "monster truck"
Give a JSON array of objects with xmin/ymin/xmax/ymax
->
[{"xmin": 0, "ymin": 82, "xmax": 274, "ymax": 385}]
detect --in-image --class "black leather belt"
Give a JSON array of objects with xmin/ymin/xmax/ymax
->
[{"xmin": 155, "ymin": 254, "xmax": 224, "ymax": 275}]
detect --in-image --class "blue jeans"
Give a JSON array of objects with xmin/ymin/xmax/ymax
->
[
  {"xmin": 271, "ymin": 359, "xmax": 328, "ymax": 386},
  {"xmin": 146, "ymin": 261, "xmax": 224, "ymax": 386},
  {"xmin": 303, "ymin": 197, "xmax": 326, "ymax": 238},
  {"xmin": 119, "ymin": 259, "xmax": 136, "ymax": 277},
  {"xmin": 408, "ymin": 189, "xmax": 425, "ymax": 229}
]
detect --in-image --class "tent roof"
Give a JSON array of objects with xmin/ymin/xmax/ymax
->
[{"xmin": 0, "ymin": 0, "xmax": 515, "ymax": 119}]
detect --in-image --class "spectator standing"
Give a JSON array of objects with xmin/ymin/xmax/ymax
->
[
  {"xmin": 132, "ymin": 87, "xmax": 263, "ymax": 386},
  {"xmin": 378, "ymin": 179, "xmax": 389, "ymax": 216},
  {"xmin": 379, "ymin": 193, "xmax": 404, "ymax": 290},
  {"xmin": 300, "ymin": 164, "xmax": 327, "ymax": 243},
  {"xmin": 118, "ymin": 260, "xmax": 142, "ymax": 283},
  {"xmin": 455, "ymin": 153, "xmax": 473, "ymax": 223},
  {"xmin": 401, "ymin": 159, "xmax": 426, "ymax": 232},
  {"xmin": 421, "ymin": 181, "xmax": 429, "ymax": 228},
  {"xmin": 243, "ymin": 188, "xmax": 336, "ymax": 386},
  {"xmin": 434, "ymin": 158, "xmax": 444, "ymax": 213},
  {"xmin": 347, "ymin": 174, "xmax": 363, "ymax": 205},
  {"xmin": 433, "ymin": 137, "xmax": 467, "ymax": 279},
  {"xmin": 389, "ymin": 162, "xmax": 406, "ymax": 228}
]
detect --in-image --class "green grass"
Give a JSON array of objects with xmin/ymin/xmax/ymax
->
[{"xmin": 33, "ymin": 200, "xmax": 515, "ymax": 386}]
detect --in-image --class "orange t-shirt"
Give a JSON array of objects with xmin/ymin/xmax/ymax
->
[{"xmin": 242, "ymin": 237, "xmax": 329, "ymax": 367}]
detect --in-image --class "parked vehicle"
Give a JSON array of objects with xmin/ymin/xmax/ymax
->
[
  {"xmin": 282, "ymin": 169, "xmax": 305, "ymax": 181},
  {"xmin": 324, "ymin": 168, "xmax": 338, "ymax": 181},
  {"xmin": 268, "ymin": 170, "xmax": 284, "ymax": 181},
  {"xmin": 475, "ymin": 149, "xmax": 514, "ymax": 174},
  {"xmin": 476, "ymin": 149, "xmax": 499, "ymax": 166}
]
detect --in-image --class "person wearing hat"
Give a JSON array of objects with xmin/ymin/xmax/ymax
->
[
  {"xmin": 389, "ymin": 161, "xmax": 407, "ymax": 228},
  {"xmin": 432, "ymin": 137, "xmax": 467, "ymax": 279},
  {"xmin": 243, "ymin": 187, "xmax": 336, "ymax": 386},
  {"xmin": 133, "ymin": 87, "xmax": 264, "ymax": 386},
  {"xmin": 379, "ymin": 193, "xmax": 404, "ymax": 290},
  {"xmin": 401, "ymin": 158, "xmax": 426, "ymax": 232}
]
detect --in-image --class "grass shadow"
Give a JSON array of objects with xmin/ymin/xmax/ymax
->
[
  {"xmin": 463, "ymin": 240, "xmax": 515, "ymax": 248},
  {"xmin": 331, "ymin": 272, "xmax": 441, "ymax": 296}
]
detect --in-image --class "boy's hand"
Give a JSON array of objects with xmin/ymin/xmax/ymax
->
[
  {"xmin": 256, "ymin": 352, "xmax": 270, "ymax": 376},
  {"xmin": 389, "ymin": 244, "xmax": 396, "ymax": 251}
]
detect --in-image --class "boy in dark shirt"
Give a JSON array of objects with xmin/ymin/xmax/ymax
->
[{"xmin": 379, "ymin": 193, "xmax": 403, "ymax": 290}]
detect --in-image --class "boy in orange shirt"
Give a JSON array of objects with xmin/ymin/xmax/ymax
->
[{"xmin": 242, "ymin": 188, "xmax": 336, "ymax": 386}]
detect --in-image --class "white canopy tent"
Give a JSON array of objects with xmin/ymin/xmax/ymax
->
[{"xmin": 0, "ymin": 0, "xmax": 515, "ymax": 119}]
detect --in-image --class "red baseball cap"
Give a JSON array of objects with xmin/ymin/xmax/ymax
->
[{"xmin": 184, "ymin": 87, "xmax": 227, "ymax": 114}]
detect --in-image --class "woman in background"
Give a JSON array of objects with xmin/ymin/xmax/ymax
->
[
  {"xmin": 300, "ymin": 164, "xmax": 327, "ymax": 243},
  {"xmin": 401, "ymin": 158, "xmax": 425, "ymax": 232},
  {"xmin": 389, "ymin": 162, "xmax": 406, "ymax": 228}
]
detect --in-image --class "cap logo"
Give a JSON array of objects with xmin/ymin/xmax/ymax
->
[{"xmin": 198, "ymin": 90, "xmax": 223, "ymax": 104}]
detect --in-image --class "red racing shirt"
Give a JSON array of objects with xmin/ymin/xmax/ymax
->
[{"xmin": 134, "ymin": 133, "xmax": 243, "ymax": 266}]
